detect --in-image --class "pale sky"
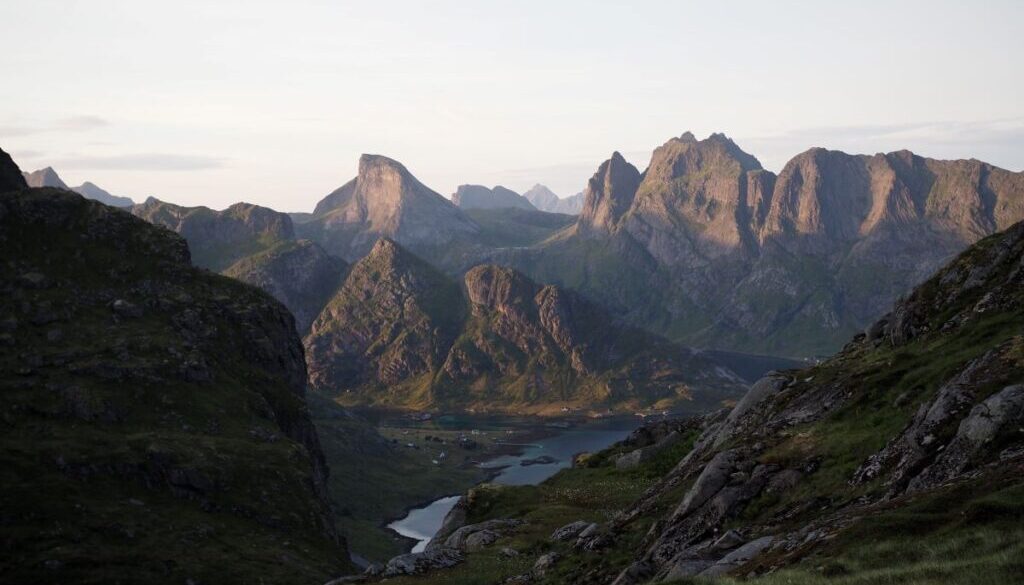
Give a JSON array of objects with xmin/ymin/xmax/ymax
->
[{"xmin": 2, "ymin": 0, "xmax": 1022, "ymax": 210}]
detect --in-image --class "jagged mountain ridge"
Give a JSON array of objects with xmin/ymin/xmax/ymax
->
[
  {"xmin": 304, "ymin": 238, "xmax": 746, "ymax": 413},
  {"xmin": 22, "ymin": 165, "xmax": 133, "ymax": 206},
  {"xmin": 499, "ymin": 132, "xmax": 1024, "ymax": 357},
  {"xmin": 0, "ymin": 187, "xmax": 351, "ymax": 583}
]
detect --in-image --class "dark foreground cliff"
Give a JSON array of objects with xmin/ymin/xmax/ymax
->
[
  {"xmin": 0, "ymin": 188, "xmax": 351, "ymax": 584},
  {"xmin": 366, "ymin": 220, "xmax": 1024, "ymax": 585}
]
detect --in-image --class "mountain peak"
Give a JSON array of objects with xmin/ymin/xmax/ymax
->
[
  {"xmin": 306, "ymin": 154, "xmax": 478, "ymax": 261},
  {"xmin": 358, "ymin": 153, "xmax": 409, "ymax": 177},
  {"xmin": 679, "ymin": 131, "xmax": 697, "ymax": 142},
  {"xmin": 578, "ymin": 152, "xmax": 642, "ymax": 232},
  {"xmin": 23, "ymin": 166, "xmax": 69, "ymax": 189}
]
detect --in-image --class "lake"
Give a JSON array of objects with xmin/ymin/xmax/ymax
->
[{"xmin": 387, "ymin": 420, "xmax": 635, "ymax": 552}]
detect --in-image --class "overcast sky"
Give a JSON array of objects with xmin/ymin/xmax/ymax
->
[{"xmin": 2, "ymin": 0, "xmax": 1022, "ymax": 210}]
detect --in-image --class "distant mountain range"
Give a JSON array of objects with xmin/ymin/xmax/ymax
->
[
  {"xmin": 524, "ymin": 184, "xmax": 585, "ymax": 214},
  {"xmin": 452, "ymin": 184, "xmax": 536, "ymax": 211},
  {"xmin": 22, "ymin": 166, "xmax": 134, "ymax": 207},
  {"xmin": 12, "ymin": 132, "xmax": 1022, "ymax": 364}
]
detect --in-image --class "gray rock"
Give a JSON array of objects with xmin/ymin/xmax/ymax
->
[
  {"xmin": 464, "ymin": 529, "xmax": 499, "ymax": 551},
  {"xmin": 675, "ymin": 450, "xmax": 738, "ymax": 517},
  {"xmin": 533, "ymin": 552, "xmax": 561, "ymax": 576},
  {"xmin": 111, "ymin": 299, "xmax": 142, "ymax": 318},
  {"xmin": 551, "ymin": 520, "xmax": 591, "ymax": 541},
  {"xmin": 499, "ymin": 547, "xmax": 520, "ymax": 558},
  {"xmin": 382, "ymin": 547, "xmax": 464, "ymax": 577},
  {"xmin": 425, "ymin": 496, "xmax": 467, "ymax": 550},
  {"xmin": 664, "ymin": 558, "xmax": 714, "ymax": 580},
  {"xmin": 909, "ymin": 384, "xmax": 1024, "ymax": 491},
  {"xmin": 443, "ymin": 519, "xmax": 521, "ymax": 550},
  {"xmin": 698, "ymin": 536, "xmax": 774, "ymax": 577}
]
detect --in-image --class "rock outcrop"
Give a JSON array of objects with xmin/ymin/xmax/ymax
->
[
  {"xmin": 0, "ymin": 188, "xmax": 350, "ymax": 584},
  {"xmin": 452, "ymin": 184, "xmax": 536, "ymax": 211},
  {"xmin": 132, "ymin": 197, "xmax": 295, "ymax": 271}
]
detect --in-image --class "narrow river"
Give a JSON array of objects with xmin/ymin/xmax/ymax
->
[{"xmin": 387, "ymin": 423, "xmax": 634, "ymax": 552}]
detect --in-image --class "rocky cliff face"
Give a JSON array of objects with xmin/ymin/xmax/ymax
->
[
  {"xmin": 299, "ymin": 154, "xmax": 481, "ymax": 264},
  {"xmin": 524, "ymin": 184, "xmax": 585, "ymax": 215},
  {"xmin": 304, "ymin": 238, "xmax": 464, "ymax": 400},
  {"xmin": 453, "ymin": 184, "xmax": 536, "ymax": 211},
  {"xmin": 415, "ymin": 220, "xmax": 1024, "ymax": 585},
  {"xmin": 0, "ymin": 147, "xmax": 28, "ymax": 192},
  {"xmin": 578, "ymin": 152, "xmax": 642, "ymax": 234},
  {"xmin": 224, "ymin": 239, "xmax": 347, "ymax": 334},
  {"xmin": 503, "ymin": 132, "xmax": 1024, "ymax": 357},
  {"xmin": 0, "ymin": 188, "xmax": 350, "ymax": 584},
  {"xmin": 305, "ymin": 240, "xmax": 745, "ymax": 413},
  {"xmin": 131, "ymin": 197, "xmax": 295, "ymax": 271}
]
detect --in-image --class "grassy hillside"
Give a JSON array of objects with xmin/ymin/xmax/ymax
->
[{"xmin": 0, "ymin": 189, "xmax": 350, "ymax": 584}]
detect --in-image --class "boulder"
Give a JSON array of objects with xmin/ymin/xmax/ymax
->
[
  {"xmin": 382, "ymin": 547, "xmax": 464, "ymax": 577},
  {"xmin": 443, "ymin": 518, "xmax": 521, "ymax": 550},
  {"xmin": 464, "ymin": 529, "xmax": 499, "ymax": 551},
  {"xmin": 551, "ymin": 520, "xmax": 591, "ymax": 541},
  {"xmin": 533, "ymin": 552, "xmax": 561, "ymax": 576},
  {"xmin": 698, "ymin": 536, "xmax": 774, "ymax": 577}
]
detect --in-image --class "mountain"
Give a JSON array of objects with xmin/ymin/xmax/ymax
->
[
  {"xmin": 0, "ymin": 187, "xmax": 351, "ymax": 583},
  {"xmin": 452, "ymin": 184, "xmax": 536, "ymax": 211},
  {"xmin": 72, "ymin": 180, "xmax": 134, "ymax": 207},
  {"xmin": 298, "ymin": 154, "xmax": 481, "ymax": 264},
  {"xmin": 131, "ymin": 197, "xmax": 295, "ymax": 271},
  {"xmin": 524, "ymin": 184, "xmax": 585, "ymax": 214},
  {"xmin": 23, "ymin": 166, "xmax": 68, "ymax": 189},
  {"xmin": 304, "ymin": 238, "xmax": 465, "ymax": 404},
  {"xmin": 401, "ymin": 219, "xmax": 1024, "ymax": 585},
  {"xmin": 304, "ymin": 239, "xmax": 746, "ymax": 414},
  {"xmin": 224, "ymin": 240, "xmax": 347, "ymax": 334},
  {"xmin": 501, "ymin": 132, "xmax": 1024, "ymax": 357},
  {"xmin": 0, "ymin": 147, "xmax": 28, "ymax": 192},
  {"xmin": 23, "ymin": 166, "xmax": 135, "ymax": 206}
]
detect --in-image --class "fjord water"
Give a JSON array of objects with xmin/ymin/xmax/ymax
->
[{"xmin": 388, "ymin": 421, "xmax": 635, "ymax": 552}]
